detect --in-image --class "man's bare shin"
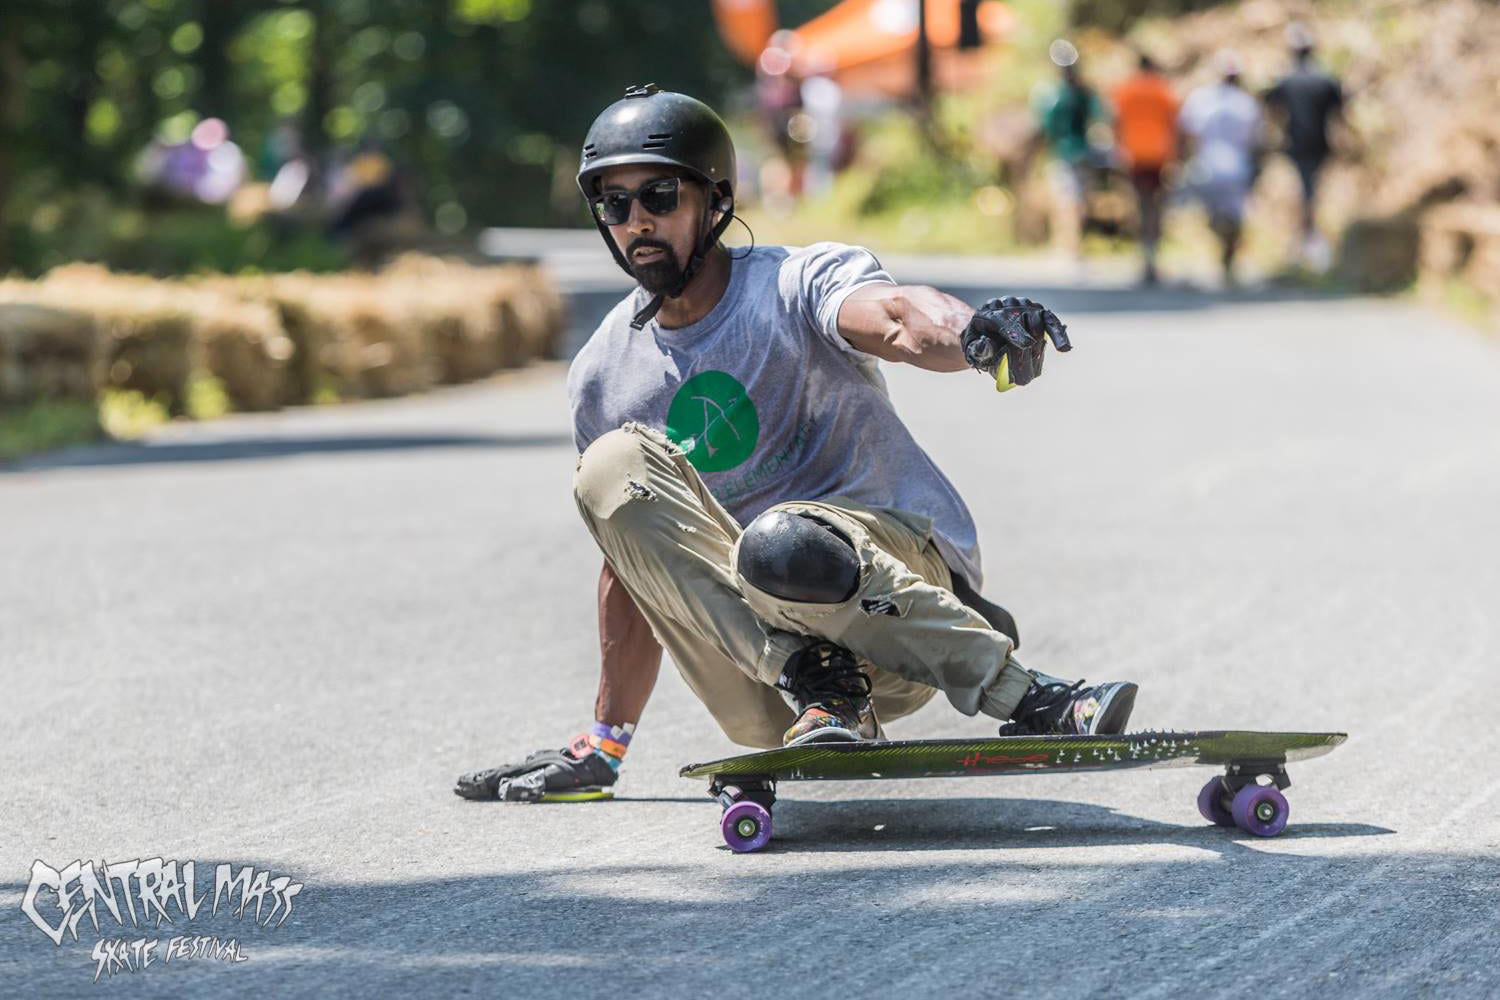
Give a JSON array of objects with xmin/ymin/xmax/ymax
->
[{"xmin": 595, "ymin": 560, "xmax": 662, "ymax": 726}]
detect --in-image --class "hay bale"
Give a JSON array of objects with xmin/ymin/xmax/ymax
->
[
  {"xmin": 384, "ymin": 255, "xmax": 505, "ymax": 382},
  {"xmin": 0, "ymin": 302, "xmax": 98, "ymax": 404},
  {"xmin": 342, "ymin": 281, "xmax": 435, "ymax": 397},
  {"xmin": 194, "ymin": 294, "xmax": 293, "ymax": 411},
  {"xmin": 3, "ymin": 256, "xmax": 564, "ymax": 418},
  {"xmin": 30, "ymin": 265, "xmax": 195, "ymax": 413},
  {"xmin": 95, "ymin": 306, "xmax": 195, "ymax": 413},
  {"xmin": 1337, "ymin": 215, "xmax": 1419, "ymax": 292},
  {"xmin": 1418, "ymin": 203, "xmax": 1500, "ymax": 299},
  {"xmin": 1466, "ymin": 234, "xmax": 1500, "ymax": 300},
  {"xmin": 488, "ymin": 266, "xmax": 564, "ymax": 365},
  {"xmin": 50, "ymin": 277, "xmax": 192, "ymax": 411},
  {"xmin": 255, "ymin": 273, "xmax": 437, "ymax": 400},
  {"xmin": 257, "ymin": 276, "xmax": 335, "ymax": 404},
  {"xmin": 383, "ymin": 254, "xmax": 565, "ymax": 377}
]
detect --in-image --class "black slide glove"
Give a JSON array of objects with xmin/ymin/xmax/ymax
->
[
  {"xmin": 960, "ymin": 296, "xmax": 1072, "ymax": 391},
  {"xmin": 453, "ymin": 740, "xmax": 618, "ymax": 802}
]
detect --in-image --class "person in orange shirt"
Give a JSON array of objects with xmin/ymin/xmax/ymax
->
[{"xmin": 1113, "ymin": 54, "xmax": 1180, "ymax": 285}]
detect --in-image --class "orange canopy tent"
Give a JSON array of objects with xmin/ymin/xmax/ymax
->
[{"xmin": 713, "ymin": 0, "xmax": 1014, "ymax": 97}]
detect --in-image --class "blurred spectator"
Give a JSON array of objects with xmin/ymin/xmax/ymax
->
[
  {"xmin": 799, "ymin": 75, "xmax": 845, "ymax": 198},
  {"xmin": 1034, "ymin": 43, "xmax": 1109, "ymax": 259},
  {"xmin": 258, "ymin": 120, "xmax": 303, "ymax": 178},
  {"xmin": 1179, "ymin": 52, "xmax": 1262, "ymax": 286},
  {"xmin": 1265, "ymin": 23, "xmax": 1344, "ymax": 271},
  {"xmin": 755, "ymin": 30, "xmax": 805, "ymax": 207},
  {"xmin": 325, "ymin": 138, "xmax": 412, "ymax": 267},
  {"xmin": 1112, "ymin": 53, "xmax": 1179, "ymax": 285},
  {"xmin": 136, "ymin": 118, "xmax": 247, "ymax": 207},
  {"xmin": 259, "ymin": 120, "xmax": 311, "ymax": 212}
]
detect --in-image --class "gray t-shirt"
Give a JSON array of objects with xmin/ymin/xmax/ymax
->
[{"xmin": 567, "ymin": 242, "xmax": 983, "ymax": 587}]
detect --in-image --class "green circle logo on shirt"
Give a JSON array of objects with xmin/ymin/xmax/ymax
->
[{"xmin": 665, "ymin": 370, "xmax": 759, "ymax": 473}]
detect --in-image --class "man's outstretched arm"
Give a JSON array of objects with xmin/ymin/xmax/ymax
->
[
  {"xmin": 837, "ymin": 283, "xmax": 1071, "ymax": 388},
  {"xmin": 835, "ymin": 284, "xmax": 973, "ymax": 371},
  {"xmin": 595, "ymin": 560, "xmax": 662, "ymax": 726}
]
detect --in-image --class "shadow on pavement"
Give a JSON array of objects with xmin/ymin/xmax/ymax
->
[
  {"xmin": 5, "ymin": 431, "xmax": 574, "ymax": 473},
  {"xmin": 761, "ymin": 797, "xmax": 1393, "ymax": 856}
]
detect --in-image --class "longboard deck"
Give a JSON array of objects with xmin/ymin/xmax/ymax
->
[{"xmin": 681, "ymin": 730, "xmax": 1346, "ymax": 782}]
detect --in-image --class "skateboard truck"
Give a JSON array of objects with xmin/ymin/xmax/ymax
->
[
  {"xmin": 1197, "ymin": 758, "xmax": 1294, "ymax": 837},
  {"xmin": 1222, "ymin": 759, "xmax": 1290, "ymax": 792},
  {"xmin": 709, "ymin": 776, "xmax": 776, "ymax": 852}
]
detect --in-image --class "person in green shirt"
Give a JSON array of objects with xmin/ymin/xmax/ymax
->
[{"xmin": 1034, "ymin": 59, "xmax": 1109, "ymax": 259}]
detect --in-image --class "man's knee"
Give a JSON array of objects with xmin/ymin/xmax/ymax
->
[
  {"xmin": 735, "ymin": 509, "xmax": 860, "ymax": 604},
  {"xmin": 574, "ymin": 427, "xmax": 654, "ymax": 520}
]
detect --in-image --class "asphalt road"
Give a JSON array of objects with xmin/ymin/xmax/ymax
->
[{"xmin": 3, "ymin": 270, "xmax": 1499, "ymax": 998}]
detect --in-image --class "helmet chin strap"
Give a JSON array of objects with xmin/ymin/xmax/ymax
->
[{"xmin": 630, "ymin": 196, "xmax": 735, "ymax": 330}]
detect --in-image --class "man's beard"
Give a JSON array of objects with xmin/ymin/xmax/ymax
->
[{"xmin": 627, "ymin": 239, "xmax": 685, "ymax": 295}]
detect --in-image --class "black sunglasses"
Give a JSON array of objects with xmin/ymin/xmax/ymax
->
[{"xmin": 592, "ymin": 177, "xmax": 682, "ymax": 226}]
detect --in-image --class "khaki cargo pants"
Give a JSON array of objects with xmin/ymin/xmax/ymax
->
[{"xmin": 573, "ymin": 423, "xmax": 1032, "ymax": 749}]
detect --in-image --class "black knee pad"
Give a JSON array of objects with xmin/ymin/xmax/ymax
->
[{"xmin": 736, "ymin": 511, "xmax": 860, "ymax": 604}]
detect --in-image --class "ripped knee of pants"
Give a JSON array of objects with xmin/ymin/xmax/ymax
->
[{"xmin": 573, "ymin": 427, "xmax": 657, "ymax": 520}]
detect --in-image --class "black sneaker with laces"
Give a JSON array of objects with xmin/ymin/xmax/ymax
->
[
  {"xmin": 999, "ymin": 673, "xmax": 1138, "ymax": 736},
  {"xmin": 776, "ymin": 641, "xmax": 882, "ymax": 745}
]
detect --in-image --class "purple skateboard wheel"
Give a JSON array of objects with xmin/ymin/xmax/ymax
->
[
  {"xmin": 721, "ymin": 800, "xmax": 772, "ymax": 852},
  {"xmin": 1230, "ymin": 784, "xmax": 1290, "ymax": 837},
  {"xmin": 1196, "ymin": 777, "xmax": 1235, "ymax": 827}
]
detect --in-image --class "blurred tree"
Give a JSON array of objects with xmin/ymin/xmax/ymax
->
[
  {"xmin": 0, "ymin": 10, "xmax": 19, "ymax": 270},
  {"xmin": 3, "ymin": 0, "xmax": 782, "ymax": 275},
  {"xmin": 1069, "ymin": 0, "xmax": 1233, "ymax": 32}
]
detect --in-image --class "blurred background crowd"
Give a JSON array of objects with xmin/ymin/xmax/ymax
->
[{"xmin": 2, "ymin": 0, "xmax": 1498, "ymax": 456}]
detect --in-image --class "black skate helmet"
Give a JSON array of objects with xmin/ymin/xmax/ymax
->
[{"xmin": 577, "ymin": 84, "xmax": 737, "ymax": 328}]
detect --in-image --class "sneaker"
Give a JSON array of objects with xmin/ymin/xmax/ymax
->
[
  {"xmin": 999, "ymin": 673, "xmax": 1138, "ymax": 736},
  {"xmin": 776, "ymin": 641, "xmax": 881, "ymax": 746}
]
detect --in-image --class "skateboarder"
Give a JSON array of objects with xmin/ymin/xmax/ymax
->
[{"xmin": 456, "ymin": 85, "xmax": 1138, "ymax": 803}]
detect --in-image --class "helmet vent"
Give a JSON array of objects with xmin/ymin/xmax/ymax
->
[
  {"xmin": 647, "ymin": 133, "xmax": 672, "ymax": 139},
  {"xmin": 641, "ymin": 141, "xmax": 668, "ymax": 149}
]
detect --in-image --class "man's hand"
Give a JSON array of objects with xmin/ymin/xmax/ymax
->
[
  {"xmin": 454, "ymin": 736, "xmax": 618, "ymax": 802},
  {"xmin": 960, "ymin": 296, "xmax": 1072, "ymax": 391}
]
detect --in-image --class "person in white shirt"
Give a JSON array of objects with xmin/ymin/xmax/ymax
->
[{"xmin": 1179, "ymin": 52, "xmax": 1263, "ymax": 284}]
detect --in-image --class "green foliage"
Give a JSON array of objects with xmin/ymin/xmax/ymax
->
[
  {"xmin": 1439, "ymin": 277, "xmax": 1497, "ymax": 330},
  {"xmin": 98, "ymin": 388, "xmax": 171, "ymax": 439},
  {"xmin": 745, "ymin": 113, "xmax": 1020, "ymax": 256},
  {"xmin": 0, "ymin": 398, "xmax": 100, "ymax": 462},
  {"xmin": 852, "ymin": 118, "xmax": 976, "ymax": 216},
  {"xmin": 108, "ymin": 212, "xmax": 348, "ymax": 276},
  {"xmin": 186, "ymin": 374, "xmax": 230, "ymax": 420},
  {"xmin": 0, "ymin": 0, "xmax": 760, "ymax": 273},
  {"xmin": 6, "ymin": 195, "xmax": 346, "ymax": 276}
]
